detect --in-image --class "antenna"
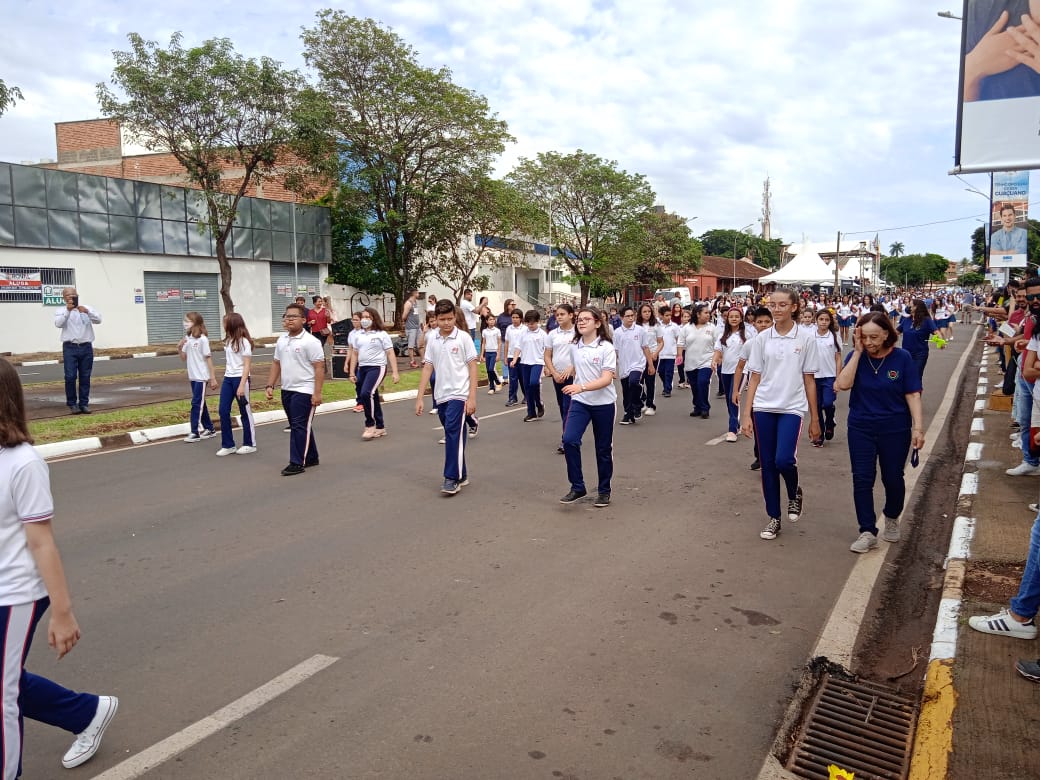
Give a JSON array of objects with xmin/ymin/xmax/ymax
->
[{"xmin": 760, "ymin": 176, "xmax": 772, "ymax": 240}]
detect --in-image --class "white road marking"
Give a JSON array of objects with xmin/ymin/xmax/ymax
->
[
  {"xmin": 705, "ymin": 434, "xmax": 728, "ymax": 446},
  {"xmin": 959, "ymin": 472, "xmax": 979, "ymax": 496},
  {"xmin": 965, "ymin": 443, "xmax": 983, "ymax": 462},
  {"xmin": 92, "ymin": 654, "xmax": 339, "ymax": 779},
  {"xmin": 971, "ymin": 417, "xmax": 985, "ymax": 432},
  {"xmin": 974, "ymin": 399, "xmax": 986, "ymax": 412},
  {"xmin": 17, "ymin": 371, "xmax": 39, "ymax": 376}
]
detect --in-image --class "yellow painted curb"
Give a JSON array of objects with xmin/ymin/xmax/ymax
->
[{"xmin": 908, "ymin": 658, "xmax": 956, "ymax": 779}]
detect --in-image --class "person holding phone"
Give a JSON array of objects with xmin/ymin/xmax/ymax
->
[{"xmin": 53, "ymin": 287, "xmax": 102, "ymax": 415}]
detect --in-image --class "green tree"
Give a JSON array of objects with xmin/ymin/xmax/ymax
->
[
  {"xmin": 888, "ymin": 241, "xmax": 905, "ymax": 258},
  {"xmin": 508, "ymin": 150, "xmax": 655, "ymax": 305},
  {"xmin": 596, "ymin": 208, "xmax": 702, "ymax": 299},
  {"xmin": 880, "ymin": 252, "xmax": 948, "ymax": 286},
  {"xmin": 971, "ymin": 225, "xmax": 986, "ymax": 272},
  {"xmin": 0, "ymin": 79, "xmax": 23, "ymax": 117},
  {"xmin": 301, "ymin": 12, "xmax": 512, "ymax": 324},
  {"xmin": 97, "ymin": 33, "xmax": 311, "ymax": 314},
  {"xmin": 320, "ymin": 187, "xmax": 390, "ymax": 294},
  {"xmin": 698, "ymin": 228, "xmax": 783, "ymax": 268},
  {"xmin": 958, "ymin": 271, "xmax": 986, "ymax": 287}
]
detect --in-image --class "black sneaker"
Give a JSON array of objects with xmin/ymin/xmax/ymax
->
[
  {"xmin": 537, "ymin": 405, "xmax": 545, "ymax": 418},
  {"xmin": 619, "ymin": 417, "xmax": 633, "ymax": 425},
  {"xmin": 594, "ymin": 493, "xmax": 611, "ymax": 507},
  {"xmin": 79, "ymin": 406, "xmax": 92, "ymax": 415},
  {"xmin": 556, "ymin": 445, "xmax": 565, "ymax": 454},
  {"xmin": 305, "ymin": 459, "xmax": 319, "ymax": 468},
  {"xmin": 560, "ymin": 489, "xmax": 587, "ymax": 504},
  {"xmin": 689, "ymin": 410, "xmax": 700, "ymax": 417},
  {"xmin": 662, "ymin": 392, "xmax": 671, "ymax": 398},
  {"xmin": 441, "ymin": 479, "xmax": 461, "ymax": 495},
  {"xmin": 281, "ymin": 463, "xmax": 305, "ymax": 476},
  {"xmin": 760, "ymin": 517, "xmax": 782, "ymax": 540},
  {"xmin": 750, "ymin": 459, "xmax": 761, "ymax": 471},
  {"xmin": 700, "ymin": 413, "xmax": 709, "ymax": 420},
  {"xmin": 787, "ymin": 486, "xmax": 803, "ymax": 522},
  {"xmin": 825, "ymin": 424, "xmax": 835, "ymax": 441},
  {"xmin": 523, "ymin": 415, "xmax": 537, "ymax": 422},
  {"xmin": 69, "ymin": 406, "xmax": 82, "ymax": 415}
]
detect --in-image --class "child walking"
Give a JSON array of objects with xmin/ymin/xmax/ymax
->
[
  {"xmin": 347, "ymin": 307, "xmax": 400, "ymax": 440},
  {"xmin": 812, "ymin": 308, "xmax": 843, "ymax": 447},
  {"xmin": 216, "ymin": 313, "xmax": 257, "ymax": 456},
  {"xmin": 480, "ymin": 312, "xmax": 502, "ymax": 394},
  {"xmin": 512, "ymin": 310, "xmax": 547, "ymax": 422},
  {"xmin": 179, "ymin": 311, "xmax": 217, "ymax": 443},
  {"xmin": 544, "ymin": 303, "xmax": 577, "ymax": 452}
]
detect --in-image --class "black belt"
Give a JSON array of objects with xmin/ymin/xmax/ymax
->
[{"xmin": 63, "ymin": 341, "xmax": 90, "ymax": 345}]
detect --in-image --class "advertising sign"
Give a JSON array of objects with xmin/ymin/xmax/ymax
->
[
  {"xmin": 0, "ymin": 270, "xmax": 41, "ymax": 293},
  {"xmin": 989, "ymin": 171, "xmax": 1030, "ymax": 268}
]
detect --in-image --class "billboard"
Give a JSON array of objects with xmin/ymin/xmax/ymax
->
[
  {"xmin": 955, "ymin": 1, "xmax": 1040, "ymax": 172},
  {"xmin": 989, "ymin": 170, "xmax": 1030, "ymax": 268}
]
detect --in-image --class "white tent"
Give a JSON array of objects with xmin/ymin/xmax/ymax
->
[{"xmin": 761, "ymin": 243, "xmax": 835, "ymax": 285}]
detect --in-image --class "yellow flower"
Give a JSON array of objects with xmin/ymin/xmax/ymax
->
[{"xmin": 827, "ymin": 767, "xmax": 855, "ymax": 780}]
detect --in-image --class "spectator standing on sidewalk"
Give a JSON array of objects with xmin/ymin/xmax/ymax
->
[
  {"xmin": 402, "ymin": 290, "xmax": 421, "ymax": 368},
  {"xmin": 54, "ymin": 287, "xmax": 101, "ymax": 415}
]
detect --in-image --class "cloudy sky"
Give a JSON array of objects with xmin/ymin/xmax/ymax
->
[{"xmin": 0, "ymin": 0, "xmax": 997, "ymax": 261}]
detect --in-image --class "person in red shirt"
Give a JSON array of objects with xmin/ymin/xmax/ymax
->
[{"xmin": 307, "ymin": 296, "xmax": 333, "ymax": 346}]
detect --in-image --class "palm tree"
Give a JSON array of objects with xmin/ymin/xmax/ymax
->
[{"xmin": 889, "ymin": 241, "xmax": 905, "ymax": 258}]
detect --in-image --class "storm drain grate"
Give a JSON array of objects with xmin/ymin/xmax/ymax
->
[{"xmin": 786, "ymin": 675, "xmax": 917, "ymax": 780}]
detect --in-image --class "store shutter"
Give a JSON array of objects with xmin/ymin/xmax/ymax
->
[
  {"xmin": 143, "ymin": 271, "xmax": 221, "ymax": 343},
  {"xmin": 269, "ymin": 262, "xmax": 320, "ymax": 327}
]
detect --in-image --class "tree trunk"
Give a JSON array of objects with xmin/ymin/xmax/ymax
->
[
  {"xmin": 215, "ymin": 235, "xmax": 235, "ymax": 315},
  {"xmin": 579, "ymin": 279, "xmax": 590, "ymax": 307}
]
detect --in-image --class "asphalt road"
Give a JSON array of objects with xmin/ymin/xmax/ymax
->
[{"xmin": 22, "ymin": 334, "xmax": 976, "ymax": 779}]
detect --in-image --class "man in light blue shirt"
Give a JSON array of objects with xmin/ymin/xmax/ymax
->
[
  {"xmin": 992, "ymin": 204, "xmax": 1028, "ymax": 255},
  {"xmin": 53, "ymin": 287, "xmax": 102, "ymax": 414}
]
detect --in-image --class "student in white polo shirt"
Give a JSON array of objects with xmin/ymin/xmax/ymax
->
[
  {"xmin": 614, "ymin": 306, "xmax": 656, "ymax": 425},
  {"xmin": 741, "ymin": 289, "xmax": 820, "ymax": 541},
  {"xmin": 559, "ymin": 307, "xmax": 617, "ymax": 507},
  {"xmin": 265, "ymin": 304, "xmax": 325, "ymax": 476},
  {"xmin": 0, "ymin": 358, "xmax": 118, "ymax": 775},
  {"xmin": 656, "ymin": 305, "xmax": 680, "ymax": 397},
  {"xmin": 178, "ymin": 312, "xmax": 218, "ymax": 443},
  {"xmin": 347, "ymin": 307, "xmax": 400, "ymax": 441},
  {"xmin": 512, "ymin": 309, "xmax": 547, "ymax": 422},
  {"xmin": 544, "ymin": 303, "xmax": 577, "ymax": 453},
  {"xmin": 733, "ymin": 306, "xmax": 774, "ymax": 471},
  {"xmin": 415, "ymin": 300, "xmax": 478, "ymax": 495},
  {"xmin": 215, "ymin": 313, "xmax": 257, "ymax": 456}
]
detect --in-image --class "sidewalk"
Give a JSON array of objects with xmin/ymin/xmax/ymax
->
[{"xmin": 910, "ymin": 345, "xmax": 1040, "ymax": 778}]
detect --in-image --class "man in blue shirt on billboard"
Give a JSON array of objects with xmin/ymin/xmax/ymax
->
[{"xmin": 992, "ymin": 204, "xmax": 1028, "ymax": 255}]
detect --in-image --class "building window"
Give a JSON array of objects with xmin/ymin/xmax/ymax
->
[
  {"xmin": 0, "ymin": 266, "xmax": 75, "ymax": 303},
  {"xmin": 544, "ymin": 269, "xmax": 562, "ymax": 283}
]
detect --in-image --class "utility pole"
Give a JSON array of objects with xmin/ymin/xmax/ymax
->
[
  {"xmin": 760, "ymin": 177, "xmax": 772, "ymax": 241},
  {"xmin": 835, "ymin": 231, "xmax": 841, "ymax": 294}
]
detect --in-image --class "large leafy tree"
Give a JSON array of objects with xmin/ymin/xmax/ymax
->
[
  {"xmin": 301, "ymin": 12, "xmax": 512, "ymax": 324},
  {"xmin": 320, "ymin": 187, "xmax": 390, "ymax": 294},
  {"xmin": 699, "ymin": 228, "xmax": 783, "ymax": 268},
  {"xmin": 508, "ymin": 150, "xmax": 655, "ymax": 305},
  {"xmin": 0, "ymin": 79, "xmax": 22, "ymax": 117},
  {"xmin": 880, "ymin": 252, "xmax": 948, "ymax": 286},
  {"xmin": 596, "ymin": 208, "xmax": 702, "ymax": 299},
  {"xmin": 97, "ymin": 33, "xmax": 312, "ymax": 313}
]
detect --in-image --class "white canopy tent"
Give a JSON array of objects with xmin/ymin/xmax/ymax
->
[{"xmin": 761, "ymin": 243, "xmax": 835, "ymax": 285}]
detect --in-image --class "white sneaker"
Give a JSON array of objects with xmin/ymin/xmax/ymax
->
[
  {"xmin": 1007, "ymin": 462, "xmax": 1040, "ymax": 476},
  {"xmin": 199, "ymin": 430, "xmax": 218, "ymax": 439},
  {"xmin": 438, "ymin": 437, "xmax": 446, "ymax": 444},
  {"xmin": 850, "ymin": 531, "xmax": 879, "ymax": 553},
  {"xmin": 1012, "ymin": 440, "xmax": 1022, "ymax": 450},
  {"xmin": 183, "ymin": 433, "xmax": 201, "ymax": 443},
  {"xmin": 644, "ymin": 407, "xmax": 656, "ymax": 416},
  {"xmin": 488, "ymin": 388, "xmax": 496, "ymax": 395},
  {"xmin": 236, "ymin": 445, "xmax": 257, "ymax": 455},
  {"xmin": 429, "ymin": 408, "xmax": 438, "ymax": 415},
  {"xmin": 62, "ymin": 695, "xmax": 118, "ymax": 768},
  {"xmin": 215, "ymin": 447, "xmax": 237, "ymax": 457},
  {"xmin": 968, "ymin": 608, "xmax": 1038, "ymax": 639},
  {"xmin": 725, "ymin": 432, "xmax": 738, "ymax": 443},
  {"xmin": 882, "ymin": 517, "xmax": 901, "ymax": 543}
]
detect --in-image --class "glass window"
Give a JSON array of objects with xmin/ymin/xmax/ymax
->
[
  {"xmin": 296, "ymin": 232, "xmax": 315, "ymax": 261},
  {"xmin": 46, "ymin": 170, "xmax": 78, "ymax": 211},
  {"xmin": 232, "ymin": 226, "xmax": 252, "ymax": 259},
  {"xmin": 234, "ymin": 198, "xmax": 252, "ymax": 228},
  {"xmin": 108, "ymin": 178, "xmax": 135, "ymax": 216},
  {"xmin": 135, "ymin": 182, "xmax": 162, "ymax": 218},
  {"xmin": 272, "ymin": 230, "xmax": 292, "ymax": 262},
  {"xmin": 298, "ymin": 206, "xmax": 319, "ymax": 235},
  {"xmin": 137, "ymin": 218, "xmax": 164, "ymax": 253},
  {"xmin": 162, "ymin": 220, "xmax": 188, "ymax": 255},
  {"xmin": 0, "ymin": 206, "xmax": 13, "ymax": 245},
  {"xmin": 0, "ymin": 164, "xmax": 12, "ymax": 206},
  {"xmin": 48, "ymin": 210, "xmax": 80, "ymax": 249},
  {"xmin": 316, "ymin": 234, "xmax": 331, "ymax": 263},
  {"xmin": 13, "ymin": 206, "xmax": 48, "ymax": 246},
  {"xmin": 187, "ymin": 223, "xmax": 212, "ymax": 256},
  {"xmin": 270, "ymin": 200, "xmax": 292, "ymax": 232},
  {"xmin": 186, "ymin": 191, "xmax": 209, "ymax": 223},
  {"xmin": 251, "ymin": 198, "xmax": 271, "ymax": 230},
  {"xmin": 79, "ymin": 213, "xmax": 110, "ymax": 251},
  {"xmin": 11, "ymin": 166, "xmax": 46, "ymax": 208},
  {"xmin": 316, "ymin": 208, "xmax": 330, "ymax": 236},
  {"xmin": 161, "ymin": 186, "xmax": 185, "ymax": 221},
  {"xmin": 110, "ymin": 215, "xmax": 138, "ymax": 252},
  {"xmin": 252, "ymin": 229, "xmax": 272, "ymax": 260},
  {"xmin": 77, "ymin": 174, "xmax": 108, "ymax": 214}
]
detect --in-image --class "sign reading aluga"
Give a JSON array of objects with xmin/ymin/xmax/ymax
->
[
  {"xmin": 989, "ymin": 171, "xmax": 1030, "ymax": 269},
  {"xmin": 954, "ymin": 1, "xmax": 1040, "ymax": 173}
]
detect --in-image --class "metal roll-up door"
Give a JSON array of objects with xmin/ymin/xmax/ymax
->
[
  {"xmin": 143, "ymin": 271, "xmax": 221, "ymax": 343},
  {"xmin": 270, "ymin": 262, "xmax": 320, "ymax": 326}
]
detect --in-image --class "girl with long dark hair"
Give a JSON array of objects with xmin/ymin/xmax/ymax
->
[
  {"xmin": 216, "ymin": 313, "xmax": 257, "ymax": 456},
  {"xmin": 812, "ymin": 308, "xmax": 842, "ymax": 447},
  {"xmin": 347, "ymin": 307, "xmax": 400, "ymax": 440},
  {"xmin": 636, "ymin": 303, "xmax": 663, "ymax": 415},
  {"xmin": 712, "ymin": 307, "xmax": 747, "ymax": 442},
  {"xmin": 897, "ymin": 300, "xmax": 937, "ymax": 385}
]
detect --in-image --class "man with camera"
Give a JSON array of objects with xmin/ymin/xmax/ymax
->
[{"xmin": 54, "ymin": 287, "xmax": 102, "ymax": 414}]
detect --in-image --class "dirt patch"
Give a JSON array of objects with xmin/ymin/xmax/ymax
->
[
  {"xmin": 852, "ymin": 349, "xmax": 977, "ymax": 692},
  {"xmin": 963, "ymin": 560, "xmax": 1026, "ymax": 604}
]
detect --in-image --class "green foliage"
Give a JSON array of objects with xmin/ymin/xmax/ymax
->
[
  {"xmin": 958, "ymin": 271, "xmax": 986, "ymax": 287},
  {"xmin": 596, "ymin": 208, "xmax": 702, "ymax": 299},
  {"xmin": 0, "ymin": 79, "xmax": 23, "ymax": 117},
  {"xmin": 508, "ymin": 149, "xmax": 655, "ymax": 305},
  {"xmin": 971, "ymin": 226, "xmax": 986, "ymax": 271},
  {"xmin": 888, "ymin": 241, "xmax": 905, "ymax": 258},
  {"xmin": 301, "ymin": 12, "xmax": 513, "ymax": 323},
  {"xmin": 319, "ymin": 187, "xmax": 390, "ymax": 294},
  {"xmin": 699, "ymin": 228, "xmax": 784, "ymax": 268},
  {"xmin": 880, "ymin": 252, "xmax": 948, "ymax": 285},
  {"xmin": 97, "ymin": 33, "xmax": 309, "ymax": 313}
]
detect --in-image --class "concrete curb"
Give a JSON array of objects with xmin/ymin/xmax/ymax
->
[
  {"xmin": 34, "ymin": 388, "xmax": 428, "ymax": 461},
  {"xmin": 907, "ymin": 343, "xmax": 986, "ymax": 779},
  {"xmin": 8, "ymin": 341, "xmax": 279, "ymax": 366}
]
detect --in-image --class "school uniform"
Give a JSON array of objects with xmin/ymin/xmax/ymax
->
[
  {"xmin": 746, "ymin": 326, "xmax": 819, "ymax": 522},
  {"xmin": 505, "ymin": 323, "xmax": 527, "ymax": 404},
  {"xmin": 657, "ymin": 321, "xmax": 680, "ymax": 395},
  {"xmin": 219, "ymin": 340, "xmax": 256, "ymax": 450},
  {"xmin": 0, "ymin": 444, "xmax": 104, "ymax": 779},
  {"xmin": 181, "ymin": 334, "xmax": 215, "ymax": 436},
  {"xmin": 424, "ymin": 327, "xmax": 478, "ymax": 482},
  {"xmin": 714, "ymin": 329, "xmax": 747, "ymax": 435},
  {"xmin": 813, "ymin": 330, "xmax": 841, "ymax": 438},
  {"xmin": 274, "ymin": 330, "xmax": 324, "ymax": 467},
  {"xmin": 615, "ymin": 323, "xmax": 654, "ymax": 421},
  {"xmin": 482, "ymin": 327, "xmax": 502, "ymax": 391},
  {"xmin": 517, "ymin": 326, "xmax": 548, "ymax": 418},
  {"xmin": 545, "ymin": 326, "xmax": 576, "ymax": 437},
  {"xmin": 563, "ymin": 338, "xmax": 618, "ymax": 496},
  {"xmin": 641, "ymin": 322, "xmax": 664, "ymax": 410},
  {"xmin": 353, "ymin": 329, "xmax": 394, "ymax": 430},
  {"xmin": 678, "ymin": 323, "xmax": 715, "ymax": 416}
]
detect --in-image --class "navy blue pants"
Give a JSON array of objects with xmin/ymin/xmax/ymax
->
[
  {"xmin": 563, "ymin": 401, "xmax": 614, "ymax": 494},
  {"xmin": 485, "ymin": 352, "xmax": 500, "ymax": 390},
  {"xmin": 642, "ymin": 358, "xmax": 659, "ymax": 409},
  {"xmin": 281, "ymin": 389, "xmax": 318, "ymax": 466},
  {"xmin": 552, "ymin": 377, "xmax": 573, "ymax": 441},
  {"xmin": 677, "ymin": 361, "xmax": 686, "ymax": 385},
  {"xmin": 720, "ymin": 373, "xmax": 738, "ymax": 433},
  {"xmin": 189, "ymin": 380, "xmax": 214, "ymax": 435},
  {"xmin": 508, "ymin": 360, "xmax": 525, "ymax": 404},
  {"xmin": 219, "ymin": 376, "xmax": 255, "ymax": 449},
  {"xmin": 752, "ymin": 410, "xmax": 801, "ymax": 519},
  {"xmin": 847, "ymin": 423, "xmax": 911, "ymax": 534},
  {"xmin": 814, "ymin": 377, "xmax": 836, "ymax": 434},
  {"xmin": 657, "ymin": 358, "xmax": 675, "ymax": 394},
  {"xmin": 2, "ymin": 598, "xmax": 99, "ymax": 780},
  {"xmin": 522, "ymin": 363, "xmax": 543, "ymax": 417},
  {"xmin": 62, "ymin": 342, "xmax": 93, "ymax": 410},
  {"xmin": 690, "ymin": 367, "xmax": 712, "ymax": 416},
  {"xmin": 909, "ymin": 352, "xmax": 928, "ymax": 388},
  {"xmin": 438, "ymin": 399, "xmax": 468, "ymax": 481},
  {"xmin": 620, "ymin": 370, "xmax": 644, "ymax": 419},
  {"xmin": 357, "ymin": 364, "xmax": 387, "ymax": 428}
]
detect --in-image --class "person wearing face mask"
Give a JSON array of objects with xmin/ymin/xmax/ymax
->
[{"xmin": 347, "ymin": 307, "xmax": 400, "ymax": 440}]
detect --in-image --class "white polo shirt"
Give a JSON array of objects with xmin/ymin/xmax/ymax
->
[
  {"xmin": 714, "ymin": 330, "xmax": 747, "ymax": 374},
  {"xmin": 461, "ymin": 299, "xmax": 478, "ymax": 330},
  {"xmin": 813, "ymin": 331, "xmax": 841, "ymax": 378},
  {"xmin": 658, "ymin": 322, "xmax": 680, "ymax": 359},
  {"xmin": 481, "ymin": 328, "xmax": 501, "ymax": 353},
  {"xmin": 424, "ymin": 327, "xmax": 477, "ymax": 402},
  {"xmin": 274, "ymin": 330, "xmax": 325, "ymax": 393},
  {"xmin": 353, "ymin": 329, "xmax": 393, "ymax": 366},
  {"xmin": 615, "ymin": 324, "xmax": 653, "ymax": 376},
  {"xmin": 181, "ymin": 335, "xmax": 212, "ymax": 382},
  {"xmin": 54, "ymin": 306, "xmax": 102, "ymax": 344},
  {"xmin": 505, "ymin": 323, "xmax": 526, "ymax": 358},
  {"xmin": 518, "ymin": 326, "xmax": 547, "ymax": 364},
  {"xmin": 224, "ymin": 339, "xmax": 253, "ymax": 379},
  {"xmin": 546, "ymin": 327, "xmax": 576, "ymax": 372},
  {"xmin": 572, "ymin": 337, "xmax": 618, "ymax": 407},
  {"xmin": 678, "ymin": 323, "xmax": 715, "ymax": 371},
  {"xmin": 0, "ymin": 444, "xmax": 51, "ymax": 606},
  {"xmin": 746, "ymin": 325, "xmax": 818, "ymax": 414}
]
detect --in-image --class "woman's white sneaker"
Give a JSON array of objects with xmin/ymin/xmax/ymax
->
[
  {"xmin": 968, "ymin": 608, "xmax": 1038, "ymax": 639},
  {"xmin": 62, "ymin": 695, "xmax": 118, "ymax": 768},
  {"xmin": 215, "ymin": 447, "xmax": 237, "ymax": 456},
  {"xmin": 236, "ymin": 445, "xmax": 257, "ymax": 454}
]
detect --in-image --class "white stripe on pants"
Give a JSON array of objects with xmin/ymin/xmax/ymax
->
[{"xmin": 1, "ymin": 603, "xmax": 33, "ymax": 780}]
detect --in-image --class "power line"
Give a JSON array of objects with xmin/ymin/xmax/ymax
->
[{"xmin": 843, "ymin": 202, "xmax": 1040, "ymax": 236}]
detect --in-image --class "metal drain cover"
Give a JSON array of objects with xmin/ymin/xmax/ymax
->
[{"xmin": 787, "ymin": 675, "xmax": 917, "ymax": 780}]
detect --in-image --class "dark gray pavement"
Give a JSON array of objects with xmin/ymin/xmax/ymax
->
[{"xmin": 20, "ymin": 335, "xmax": 975, "ymax": 779}]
